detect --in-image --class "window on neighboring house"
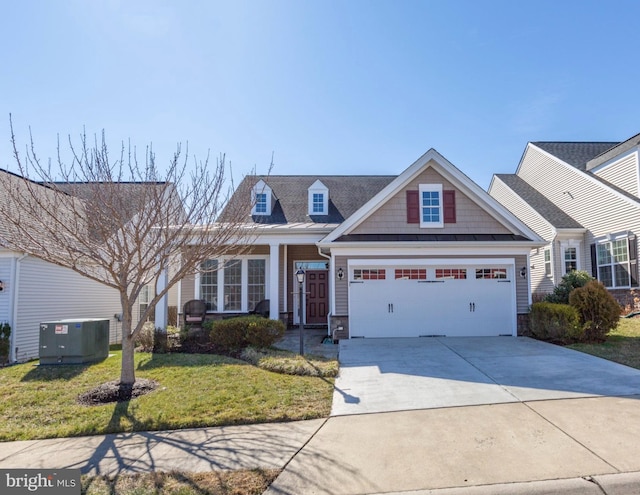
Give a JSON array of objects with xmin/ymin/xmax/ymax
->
[
  {"xmin": 139, "ymin": 284, "xmax": 152, "ymax": 320},
  {"xmin": 312, "ymin": 193, "xmax": 324, "ymax": 214},
  {"xmin": 255, "ymin": 193, "xmax": 267, "ymax": 214},
  {"xmin": 596, "ymin": 239, "xmax": 630, "ymax": 288},
  {"xmin": 564, "ymin": 247, "xmax": 577, "ymax": 274},
  {"xmin": 200, "ymin": 257, "xmax": 267, "ymax": 312},
  {"xmin": 544, "ymin": 249, "xmax": 552, "ymax": 277},
  {"xmin": 200, "ymin": 259, "xmax": 218, "ymax": 311},
  {"xmin": 419, "ymin": 184, "xmax": 443, "ymax": 228}
]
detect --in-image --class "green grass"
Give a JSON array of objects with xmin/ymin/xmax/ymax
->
[
  {"xmin": 82, "ymin": 470, "xmax": 280, "ymax": 495},
  {"xmin": 0, "ymin": 350, "xmax": 333, "ymax": 441},
  {"xmin": 568, "ymin": 318, "xmax": 640, "ymax": 369}
]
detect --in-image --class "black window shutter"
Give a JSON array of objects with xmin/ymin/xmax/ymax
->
[
  {"xmin": 590, "ymin": 243, "xmax": 598, "ymax": 279},
  {"xmin": 629, "ymin": 235, "xmax": 638, "ymax": 287},
  {"xmin": 406, "ymin": 190, "xmax": 419, "ymax": 224},
  {"xmin": 443, "ymin": 190, "xmax": 456, "ymax": 223}
]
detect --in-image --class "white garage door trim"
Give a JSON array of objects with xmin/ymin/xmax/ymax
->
[{"xmin": 348, "ymin": 258, "xmax": 517, "ymax": 338}]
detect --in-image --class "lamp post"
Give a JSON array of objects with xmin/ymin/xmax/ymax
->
[{"xmin": 296, "ymin": 268, "xmax": 305, "ymax": 355}]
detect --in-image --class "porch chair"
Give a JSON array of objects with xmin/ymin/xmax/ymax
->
[
  {"xmin": 183, "ymin": 299, "xmax": 207, "ymax": 328},
  {"xmin": 249, "ymin": 299, "xmax": 270, "ymax": 318}
]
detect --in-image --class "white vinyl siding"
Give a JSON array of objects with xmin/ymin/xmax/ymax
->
[
  {"xmin": 519, "ymin": 145, "xmax": 640, "ymax": 276},
  {"xmin": 0, "ymin": 257, "xmax": 12, "ymax": 324},
  {"xmin": 593, "ymin": 150, "xmax": 639, "ymax": 198},
  {"xmin": 489, "ymin": 177, "xmax": 557, "ymax": 294},
  {"xmin": 13, "ymin": 257, "xmax": 122, "ymax": 362}
]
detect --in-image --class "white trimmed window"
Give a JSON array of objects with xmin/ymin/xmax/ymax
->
[
  {"xmin": 544, "ymin": 249, "xmax": 552, "ymax": 277},
  {"xmin": 199, "ymin": 256, "xmax": 268, "ymax": 312},
  {"xmin": 563, "ymin": 247, "xmax": 577, "ymax": 274},
  {"xmin": 419, "ymin": 184, "xmax": 443, "ymax": 228},
  {"xmin": 308, "ymin": 179, "xmax": 328, "ymax": 215},
  {"xmin": 597, "ymin": 239, "xmax": 630, "ymax": 288},
  {"xmin": 252, "ymin": 180, "xmax": 272, "ymax": 215}
]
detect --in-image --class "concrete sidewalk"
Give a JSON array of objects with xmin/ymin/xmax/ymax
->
[
  {"xmin": 0, "ymin": 419, "xmax": 325, "ymax": 475},
  {"xmin": 266, "ymin": 396, "xmax": 640, "ymax": 495},
  {"xmin": 2, "ymin": 398, "xmax": 640, "ymax": 493}
]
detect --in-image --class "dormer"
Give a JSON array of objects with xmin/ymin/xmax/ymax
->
[
  {"xmin": 308, "ymin": 179, "xmax": 329, "ymax": 216},
  {"xmin": 252, "ymin": 179, "xmax": 273, "ymax": 216}
]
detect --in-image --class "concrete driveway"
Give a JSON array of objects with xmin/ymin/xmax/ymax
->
[{"xmin": 332, "ymin": 336, "xmax": 640, "ymax": 415}]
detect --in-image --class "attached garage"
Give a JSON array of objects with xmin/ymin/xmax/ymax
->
[{"xmin": 348, "ymin": 259, "xmax": 517, "ymax": 338}]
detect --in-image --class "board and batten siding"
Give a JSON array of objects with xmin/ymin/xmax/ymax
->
[
  {"xmin": 520, "ymin": 145, "xmax": 640, "ymax": 275},
  {"xmin": 352, "ymin": 165, "xmax": 511, "ymax": 235},
  {"xmin": 0, "ymin": 257, "xmax": 13, "ymax": 324},
  {"xmin": 13, "ymin": 256, "xmax": 122, "ymax": 362},
  {"xmin": 334, "ymin": 254, "xmax": 529, "ymax": 315},
  {"xmin": 593, "ymin": 150, "xmax": 639, "ymax": 198}
]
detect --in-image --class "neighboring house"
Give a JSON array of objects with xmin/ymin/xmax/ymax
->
[
  {"xmin": 0, "ymin": 171, "xmax": 179, "ymax": 362},
  {"xmin": 179, "ymin": 149, "xmax": 543, "ymax": 338},
  {"xmin": 489, "ymin": 134, "xmax": 640, "ymax": 310}
]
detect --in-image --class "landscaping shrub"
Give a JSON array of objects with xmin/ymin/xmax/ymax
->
[
  {"xmin": 208, "ymin": 316, "xmax": 286, "ymax": 353},
  {"xmin": 529, "ymin": 302, "xmax": 582, "ymax": 342},
  {"xmin": 569, "ymin": 280, "xmax": 621, "ymax": 342},
  {"xmin": 0, "ymin": 322, "xmax": 11, "ymax": 365},
  {"xmin": 135, "ymin": 322, "xmax": 155, "ymax": 352},
  {"xmin": 545, "ymin": 270, "xmax": 593, "ymax": 304}
]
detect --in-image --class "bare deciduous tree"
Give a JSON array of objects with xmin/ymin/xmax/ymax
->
[{"xmin": 0, "ymin": 117, "xmax": 253, "ymax": 386}]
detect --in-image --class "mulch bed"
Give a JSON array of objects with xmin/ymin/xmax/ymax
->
[{"xmin": 77, "ymin": 378, "xmax": 159, "ymax": 406}]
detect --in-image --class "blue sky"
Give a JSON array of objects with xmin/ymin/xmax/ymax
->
[{"xmin": 2, "ymin": 0, "xmax": 639, "ymax": 189}]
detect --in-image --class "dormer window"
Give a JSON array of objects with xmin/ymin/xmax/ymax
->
[
  {"xmin": 308, "ymin": 179, "xmax": 328, "ymax": 216},
  {"xmin": 252, "ymin": 180, "xmax": 273, "ymax": 216},
  {"xmin": 255, "ymin": 193, "xmax": 268, "ymax": 213}
]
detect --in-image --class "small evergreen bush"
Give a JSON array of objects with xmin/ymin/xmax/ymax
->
[
  {"xmin": 208, "ymin": 316, "xmax": 285, "ymax": 353},
  {"xmin": 569, "ymin": 280, "xmax": 621, "ymax": 342},
  {"xmin": 545, "ymin": 270, "xmax": 594, "ymax": 304},
  {"xmin": 0, "ymin": 322, "xmax": 11, "ymax": 365},
  {"xmin": 529, "ymin": 302, "xmax": 582, "ymax": 342}
]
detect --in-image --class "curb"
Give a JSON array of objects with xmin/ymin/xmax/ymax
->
[{"xmin": 372, "ymin": 472, "xmax": 640, "ymax": 495}]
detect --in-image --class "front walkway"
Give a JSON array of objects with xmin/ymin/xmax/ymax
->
[{"xmin": 274, "ymin": 327, "xmax": 338, "ymax": 359}]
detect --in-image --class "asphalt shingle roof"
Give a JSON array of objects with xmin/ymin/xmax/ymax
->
[
  {"xmin": 494, "ymin": 173, "xmax": 583, "ymax": 229},
  {"xmin": 220, "ymin": 175, "xmax": 396, "ymax": 224},
  {"xmin": 532, "ymin": 142, "xmax": 619, "ymax": 171},
  {"xmin": 586, "ymin": 132, "xmax": 640, "ymax": 170}
]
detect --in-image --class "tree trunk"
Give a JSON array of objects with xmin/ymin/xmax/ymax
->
[{"xmin": 120, "ymin": 323, "xmax": 136, "ymax": 386}]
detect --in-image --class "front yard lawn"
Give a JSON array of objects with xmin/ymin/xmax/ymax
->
[
  {"xmin": 568, "ymin": 318, "xmax": 640, "ymax": 369},
  {"xmin": 0, "ymin": 350, "xmax": 334, "ymax": 441}
]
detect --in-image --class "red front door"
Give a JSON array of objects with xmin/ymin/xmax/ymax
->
[{"xmin": 305, "ymin": 270, "xmax": 328, "ymax": 324}]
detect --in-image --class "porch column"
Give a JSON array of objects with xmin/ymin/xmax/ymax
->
[
  {"xmin": 269, "ymin": 242, "xmax": 280, "ymax": 320},
  {"xmin": 155, "ymin": 267, "xmax": 168, "ymax": 329}
]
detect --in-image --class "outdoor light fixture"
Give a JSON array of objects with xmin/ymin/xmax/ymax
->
[
  {"xmin": 520, "ymin": 267, "xmax": 527, "ymax": 278},
  {"xmin": 296, "ymin": 269, "xmax": 306, "ymax": 355},
  {"xmin": 337, "ymin": 267, "xmax": 344, "ymax": 280},
  {"xmin": 0, "ymin": 280, "xmax": 4, "ymax": 291}
]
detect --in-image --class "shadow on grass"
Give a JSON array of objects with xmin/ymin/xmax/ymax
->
[
  {"xmin": 135, "ymin": 351, "xmax": 247, "ymax": 371},
  {"xmin": 20, "ymin": 362, "xmax": 92, "ymax": 382}
]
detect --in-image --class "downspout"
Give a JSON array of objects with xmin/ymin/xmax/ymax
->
[
  {"xmin": 11, "ymin": 254, "xmax": 28, "ymax": 363},
  {"xmin": 317, "ymin": 245, "xmax": 332, "ymax": 335}
]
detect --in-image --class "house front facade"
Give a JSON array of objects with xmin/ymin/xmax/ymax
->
[
  {"xmin": 180, "ymin": 149, "xmax": 543, "ymax": 338},
  {"xmin": 489, "ymin": 134, "xmax": 640, "ymax": 310}
]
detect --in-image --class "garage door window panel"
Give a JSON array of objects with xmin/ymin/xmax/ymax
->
[
  {"xmin": 395, "ymin": 269, "xmax": 426, "ymax": 280},
  {"xmin": 435, "ymin": 268, "xmax": 467, "ymax": 280},
  {"xmin": 476, "ymin": 268, "xmax": 507, "ymax": 279},
  {"xmin": 353, "ymin": 269, "xmax": 386, "ymax": 281}
]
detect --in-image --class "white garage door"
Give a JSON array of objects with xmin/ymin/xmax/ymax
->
[{"xmin": 349, "ymin": 262, "xmax": 515, "ymax": 338}]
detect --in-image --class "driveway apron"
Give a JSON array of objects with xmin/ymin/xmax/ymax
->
[{"xmin": 332, "ymin": 336, "xmax": 640, "ymax": 415}]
